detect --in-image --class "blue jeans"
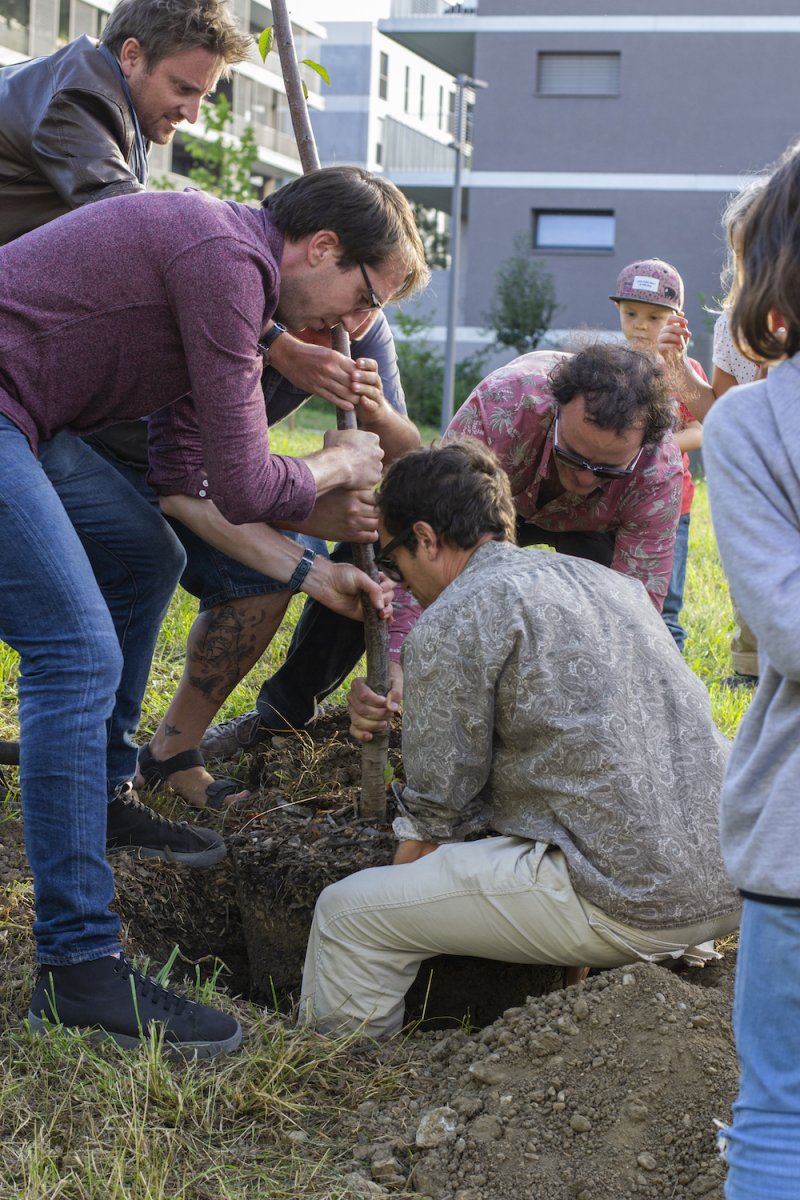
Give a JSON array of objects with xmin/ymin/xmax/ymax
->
[
  {"xmin": 86, "ymin": 436, "xmax": 326, "ymax": 610},
  {"xmin": 722, "ymin": 899, "xmax": 800, "ymax": 1198},
  {"xmin": 661, "ymin": 511, "xmax": 690, "ymax": 651},
  {"xmin": 88, "ymin": 436, "xmax": 348, "ymax": 730},
  {"xmin": 0, "ymin": 418, "xmax": 184, "ymax": 962}
]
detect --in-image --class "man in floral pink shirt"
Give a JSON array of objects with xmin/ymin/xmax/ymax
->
[{"xmin": 444, "ymin": 342, "xmax": 682, "ymax": 610}]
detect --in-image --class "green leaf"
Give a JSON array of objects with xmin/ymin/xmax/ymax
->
[
  {"xmin": 300, "ymin": 59, "xmax": 331, "ymax": 86},
  {"xmin": 301, "ymin": 79, "xmax": 308, "ymax": 100},
  {"xmin": 258, "ymin": 26, "xmax": 273, "ymax": 62},
  {"xmin": 383, "ymin": 761, "xmax": 395, "ymax": 786}
]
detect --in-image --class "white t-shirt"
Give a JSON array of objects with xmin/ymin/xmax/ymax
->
[{"xmin": 713, "ymin": 311, "xmax": 761, "ymax": 386}]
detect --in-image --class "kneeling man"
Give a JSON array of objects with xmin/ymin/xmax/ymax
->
[{"xmin": 300, "ymin": 439, "xmax": 740, "ymax": 1037}]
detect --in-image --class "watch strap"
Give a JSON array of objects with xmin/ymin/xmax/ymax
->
[
  {"xmin": 258, "ymin": 322, "xmax": 287, "ymax": 365},
  {"xmin": 287, "ymin": 547, "xmax": 316, "ymax": 593}
]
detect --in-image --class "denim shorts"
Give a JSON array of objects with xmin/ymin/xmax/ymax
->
[
  {"xmin": 85, "ymin": 433, "xmax": 327, "ymax": 612},
  {"xmin": 171, "ymin": 515, "xmax": 327, "ymax": 612}
]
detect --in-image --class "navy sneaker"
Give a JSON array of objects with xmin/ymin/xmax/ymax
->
[
  {"xmin": 106, "ymin": 782, "xmax": 225, "ymax": 867},
  {"xmin": 27, "ymin": 954, "xmax": 242, "ymax": 1058},
  {"xmin": 720, "ymin": 673, "xmax": 758, "ymax": 690}
]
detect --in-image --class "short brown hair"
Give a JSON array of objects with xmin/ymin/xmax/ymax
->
[
  {"xmin": 101, "ymin": 0, "xmax": 252, "ymax": 73},
  {"xmin": 548, "ymin": 341, "xmax": 673, "ymax": 446},
  {"xmin": 265, "ymin": 166, "xmax": 430, "ymax": 302},
  {"xmin": 732, "ymin": 140, "xmax": 800, "ymax": 362},
  {"xmin": 378, "ymin": 439, "xmax": 516, "ymax": 551}
]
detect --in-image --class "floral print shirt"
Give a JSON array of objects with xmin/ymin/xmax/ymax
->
[
  {"xmin": 445, "ymin": 350, "xmax": 683, "ymax": 610},
  {"xmin": 393, "ymin": 540, "xmax": 739, "ymax": 930}
]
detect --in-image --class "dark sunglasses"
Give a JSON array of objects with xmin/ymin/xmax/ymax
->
[
  {"xmin": 552, "ymin": 412, "xmax": 644, "ymax": 481},
  {"xmin": 374, "ymin": 532, "xmax": 408, "ymax": 582},
  {"xmin": 355, "ymin": 262, "xmax": 383, "ymax": 312}
]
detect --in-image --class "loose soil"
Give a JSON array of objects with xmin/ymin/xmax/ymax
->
[{"xmin": 0, "ymin": 707, "xmax": 739, "ymax": 1198}]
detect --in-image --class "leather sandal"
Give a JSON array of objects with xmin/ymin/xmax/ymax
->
[{"xmin": 137, "ymin": 742, "xmax": 247, "ymax": 811}]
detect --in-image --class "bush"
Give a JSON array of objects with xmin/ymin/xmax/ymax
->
[
  {"xmin": 393, "ymin": 311, "xmax": 491, "ymax": 429},
  {"xmin": 482, "ymin": 234, "xmax": 559, "ymax": 356}
]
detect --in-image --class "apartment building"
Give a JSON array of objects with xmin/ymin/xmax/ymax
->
[
  {"xmin": 0, "ymin": 0, "xmax": 324, "ymax": 194},
  {"xmin": 312, "ymin": 20, "xmax": 457, "ymax": 186},
  {"xmin": 380, "ymin": 0, "xmax": 800, "ymax": 365}
]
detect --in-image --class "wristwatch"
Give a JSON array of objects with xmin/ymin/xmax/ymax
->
[
  {"xmin": 287, "ymin": 547, "xmax": 316, "ymax": 593},
  {"xmin": 258, "ymin": 321, "xmax": 287, "ymax": 366}
]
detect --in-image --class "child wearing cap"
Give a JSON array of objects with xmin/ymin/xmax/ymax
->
[{"xmin": 610, "ymin": 259, "xmax": 704, "ymax": 651}]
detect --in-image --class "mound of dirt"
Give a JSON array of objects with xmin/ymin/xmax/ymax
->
[
  {"xmin": 0, "ymin": 707, "xmax": 740, "ymax": 1199},
  {"xmin": 341, "ymin": 959, "xmax": 737, "ymax": 1200}
]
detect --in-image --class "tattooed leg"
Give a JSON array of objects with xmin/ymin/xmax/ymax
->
[{"xmin": 137, "ymin": 592, "xmax": 291, "ymax": 807}]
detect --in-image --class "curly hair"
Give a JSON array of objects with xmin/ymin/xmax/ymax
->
[
  {"xmin": 378, "ymin": 439, "xmax": 517, "ymax": 551},
  {"xmin": 548, "ymin": 341, "xmax": 674, "ymax": 446},
  {"xmin": 732, "ymin": 140, "xmax": 800, "ymax": 362},
  {"xmin": 101, "ymin": 0, "xmax": 252, "ymax": 73}
]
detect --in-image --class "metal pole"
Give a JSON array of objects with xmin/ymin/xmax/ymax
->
[{"xmin": 441, "ymin": 73, "xmax": 467, "ymax": 435}]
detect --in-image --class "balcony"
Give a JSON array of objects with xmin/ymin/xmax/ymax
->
[
  {"xmin": 389, "ymin": 0, "xmax": 477, "ymax": 14},
  {"xmin": 381, "ymin": 0, "xmax": 478, "ymax": 75}
]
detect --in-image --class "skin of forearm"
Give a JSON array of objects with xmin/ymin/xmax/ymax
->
[
  {"xmin": 666, "ymin": 359, "xmax": 716, "ymax": 422},
  {"xmin": 675, "ymin": 423, "xmax": 703, "ymax": 454},
  {"xmin": 159, "ymin": 494, "xmax": 305, "ymax": 585},
  {"xmin": 363, "ymin": 406, "xmax": 421, "ymax": 465}
]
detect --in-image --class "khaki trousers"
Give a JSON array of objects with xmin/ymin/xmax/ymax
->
[
  {"xmin": 731, "ymin": 596, "xmax": 759, "ymax": 677},
  {"xmin": 299, "ymin": 837, "xmax": 739, "ymax": 1038}
]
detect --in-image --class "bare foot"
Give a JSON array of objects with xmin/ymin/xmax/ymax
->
[{"xmin": 135, "ymin": 761, "xmax": 250, "ymax": 810}]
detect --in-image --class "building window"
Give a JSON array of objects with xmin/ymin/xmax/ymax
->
[
  {"xmin": 537, "ymin": 52, "xmax": 620, "ymax": 97},
  {"xmin": 404, "ymin": 65, "xmax": 411, "ymax": 113},
  {"xmin": 419, "ymin": 75, "xmax": 425, "ymax": 121},
  {"xmin": 379, "ymin": 51, "xmax": 389, "ymax": 101},
  {"xmin": 438, "ymin": 84, "xmax": 445, "ymax": 130},
  {"xmin": 534, "ymin": 210, "xmax": 615, "ymax": 251}
]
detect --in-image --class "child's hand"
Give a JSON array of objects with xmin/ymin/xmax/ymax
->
[{"xmin": 657, "ymin": 313, "xmax": 691, "ymax": 361}]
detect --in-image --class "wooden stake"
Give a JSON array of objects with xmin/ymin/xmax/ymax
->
[{"xmin": 270, "ymin": 1, "xmax": 390, "ymax": 820}]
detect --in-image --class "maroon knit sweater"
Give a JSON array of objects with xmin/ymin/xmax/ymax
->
[{"xmin": 0, "ymin": 188, "xmax": 315, "ymax": 525}]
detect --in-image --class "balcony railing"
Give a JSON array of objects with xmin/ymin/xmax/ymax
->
[{"xmin": 389, "ymin": 0, "xmax": 477, "ymax": 17}]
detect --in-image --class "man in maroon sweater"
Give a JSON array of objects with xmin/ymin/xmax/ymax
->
[{"xmin": 0, "ymin": 166, "xmax": 427, "ymax": 1056}]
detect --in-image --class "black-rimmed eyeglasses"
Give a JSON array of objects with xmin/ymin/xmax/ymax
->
[
  {"xmin": 552, "ymin": 412, "xmax": 644, "ymax": 481},
  {"xmin": 374, "ymin": 532, "xmax": 408, "ymax": 582},
  {"xmin": 356, "ymin": 262, "xmax": 383, "ymax": 312}
]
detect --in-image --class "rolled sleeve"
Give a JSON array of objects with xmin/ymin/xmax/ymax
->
[{"xmin": 151, "ymin": 235, "xmax": 317, "ymax": 525}]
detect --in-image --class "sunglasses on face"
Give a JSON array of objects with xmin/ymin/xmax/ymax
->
[
  {"xmin": 374, "ymin": 531, "xmax": 408, "ymax": 582},
  {"xmin": 354, "ymin": 262, "xmax": 384, "ymax": 313},
  {"xmin": 552, "ymin": 412, "xmax": 644, "ymax": 481}
]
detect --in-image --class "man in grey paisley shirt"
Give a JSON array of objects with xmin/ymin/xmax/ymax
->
[{"xmin": 299, "ymin": 439, "xmax": 740, "ymax": 1038}]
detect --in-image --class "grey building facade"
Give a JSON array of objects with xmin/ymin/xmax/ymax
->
[{"xmin": 382, "ymin": 1, "xmax": 800, "ymax": 370}]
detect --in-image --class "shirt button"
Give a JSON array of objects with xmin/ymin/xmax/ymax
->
[
  {"xmin": 202, "ymin": 479, "xmax": 209, "ymax": 487},
  {"xmin": 199, "ymin": 489, "xmax": 207, "ymax": 497}
]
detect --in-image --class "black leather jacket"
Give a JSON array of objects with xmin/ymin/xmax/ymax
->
[{"xmin": 0, "ymin": 35, "xmax": 143, "ymax": 245}]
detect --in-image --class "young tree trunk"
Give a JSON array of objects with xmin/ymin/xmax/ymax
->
[{"xmin": 271, "ymin": 0, "xmax": 390, "ymax": 821}]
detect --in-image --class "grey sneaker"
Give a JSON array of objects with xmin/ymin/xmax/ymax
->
[{"xmin": 200, "ymin": 710, "xmax": 268, "ymax": 761}]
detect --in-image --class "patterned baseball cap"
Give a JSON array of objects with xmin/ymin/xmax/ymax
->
[{"xmin": 609, "ymin": 259, "xmax": 684, "ymax": 311}]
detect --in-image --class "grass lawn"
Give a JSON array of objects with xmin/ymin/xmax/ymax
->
[{"xmin": 0, "ymin": 412, "xmax": 753, "ymax": 1199}]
